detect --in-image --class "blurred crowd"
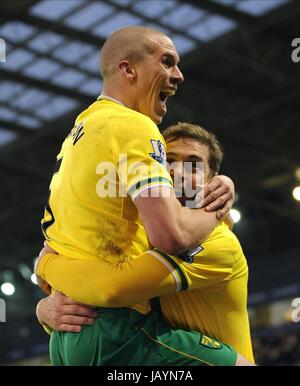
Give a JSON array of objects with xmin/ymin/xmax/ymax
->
[{"xmin": 252, "ymin": 327, "xmax": 300, "ymax": 366}]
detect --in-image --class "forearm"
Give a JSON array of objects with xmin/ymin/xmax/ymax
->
[
  {"xmin": 148, "ymin": 205, "xmax": 219, "ymax": 254},
  {"xmin": 37, "ymin": 252, "xmax": 180, "ymax": 307},
  {"xmin": 177, "ymin": 207, "xmax": 219, "ymax": 248},
  {"xmin": 136, "ymin": 191, "xmax": 220, "ymax": 255}
]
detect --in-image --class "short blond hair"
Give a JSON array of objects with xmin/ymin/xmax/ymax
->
[
  {"xmin": 100, "ymin": 26, "xmax": 165, "ymax": 79},
  {"xmin": 162, "ymin": 122, "xmax": 223, "ymax": 176}
]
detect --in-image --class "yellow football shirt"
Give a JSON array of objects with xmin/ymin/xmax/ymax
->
[{"xmin": 41, "ymin": 98, "xmax": 173, "ymax": 314}]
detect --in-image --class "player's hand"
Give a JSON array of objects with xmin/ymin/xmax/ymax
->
[
  {"xmin": 36, "ymin": 291, "xmax": 97, "ymax": 333},
  {"xmin": 34, "ymin": 241, "xmax": 58, "ymax": 295},
  {"xmin": 202, "ymin": 175, "xmax": 235, "ymax": 220}
]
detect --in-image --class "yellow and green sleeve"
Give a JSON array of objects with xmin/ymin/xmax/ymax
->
[{"xmin": 36, "ymin": 250, "xmax": 190, "ymax": 308}]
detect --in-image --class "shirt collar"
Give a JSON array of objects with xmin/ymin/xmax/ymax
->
[{"xmin": 97, "ymin": 94, "xmax": 125, "ymax": 107}]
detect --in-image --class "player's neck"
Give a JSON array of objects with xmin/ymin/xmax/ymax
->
[{"xmin": 101, "ymin": 85, "xmax": 133, "ymax": 109}]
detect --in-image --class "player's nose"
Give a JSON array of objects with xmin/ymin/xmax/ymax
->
[{"xmin": 171, "ymin": 66, "xmax": 184, "ymax": 85}]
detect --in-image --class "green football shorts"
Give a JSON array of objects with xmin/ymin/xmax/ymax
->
[{"xmin": 50, "ymin": 306, "xmax": 237, "ymax": 366}]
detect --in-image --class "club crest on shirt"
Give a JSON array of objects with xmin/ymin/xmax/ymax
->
[
  {"xmin": 149, "ymin": 140, "xmax": 166, "ymax": 165},
  {"xmin": 200, "ymin": 335, "xmax": 222, "ymax": 349}
]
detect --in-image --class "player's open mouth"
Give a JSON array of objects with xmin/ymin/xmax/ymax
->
[{"xmin": 159, "ymin": 89, "xmax": 176, "ymax": 111}]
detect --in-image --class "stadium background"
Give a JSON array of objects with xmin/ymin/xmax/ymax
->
[{"xmin": 0, "ymin": 0, "xmax": 299, "ymax": 366}]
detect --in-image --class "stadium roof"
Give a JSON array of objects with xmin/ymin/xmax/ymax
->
[{"xmin": 0, "ymin": 0, "xmax": 288, "ymax": 140}]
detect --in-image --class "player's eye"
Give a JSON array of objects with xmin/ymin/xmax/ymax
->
[
  {"xmin": 166, "ymin": 158, "xmax": 175, "ymax": 164},
  {"xmin": 162, "ymin": 58, "xmax": 172, "ymax": 68}
]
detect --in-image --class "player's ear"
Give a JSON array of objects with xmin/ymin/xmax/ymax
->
[{"xmin": 119, "ymin": 60, "xmax": 136, "ymax": 81}]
